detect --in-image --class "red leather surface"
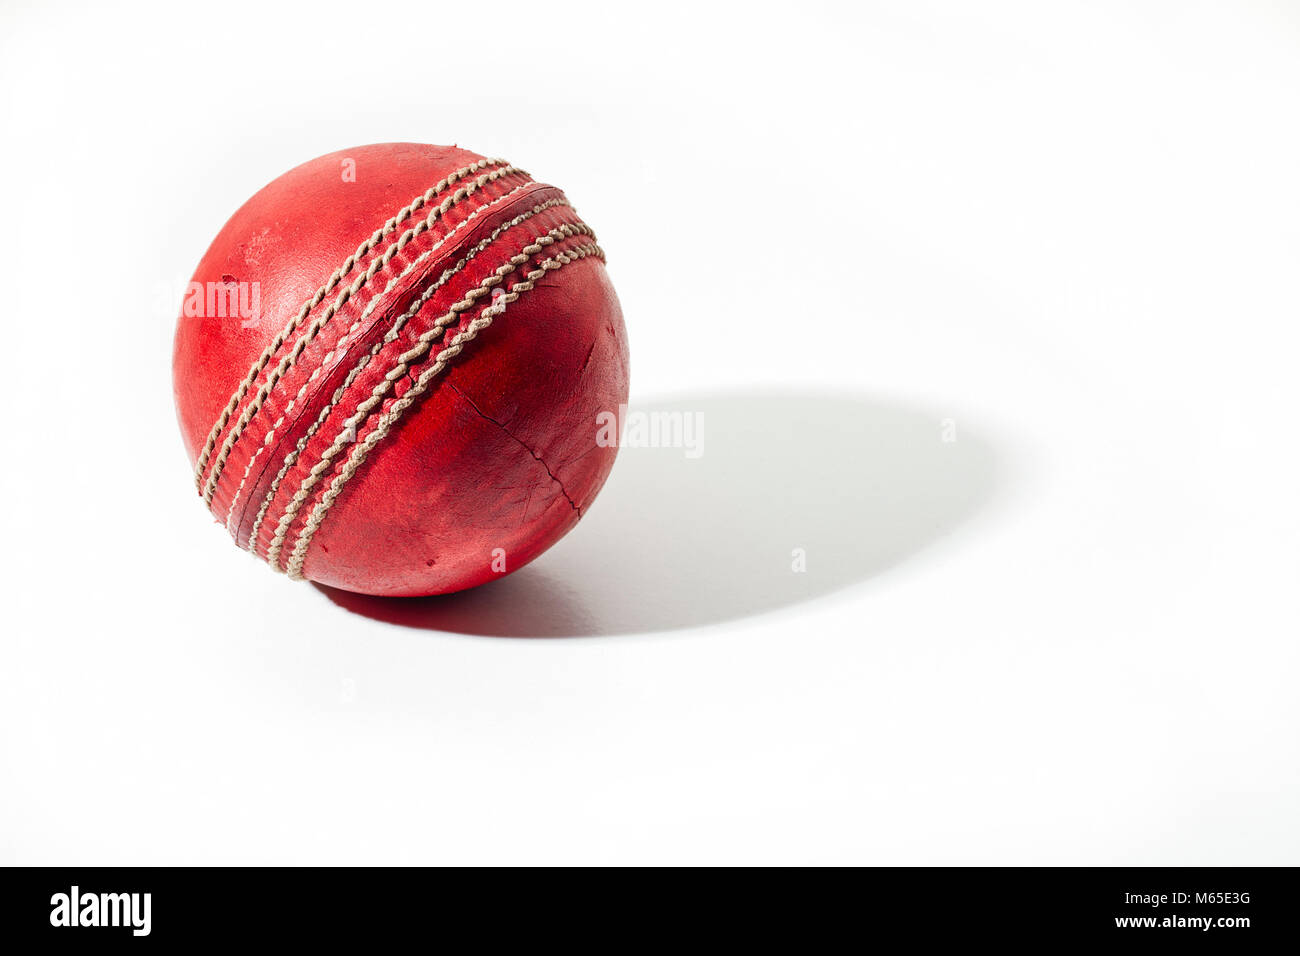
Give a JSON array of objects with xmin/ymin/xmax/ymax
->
[{"xmin": 173, "ymin": 143, "xmax": 629, "ymax": 596}]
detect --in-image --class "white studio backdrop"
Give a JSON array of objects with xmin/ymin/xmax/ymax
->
[{"xmin": 1, "ymin": 0, "xmax": 1296, "ymax": 864}]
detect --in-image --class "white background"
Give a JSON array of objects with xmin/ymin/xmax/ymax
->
[{"xmin": 2, "ymin": 0, "xmax": 1297, "ymax": 864}]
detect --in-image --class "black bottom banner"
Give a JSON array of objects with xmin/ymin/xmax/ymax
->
[{"xmin": 0, "ymin": 866, "xmax": 1295, "ymax": 945}]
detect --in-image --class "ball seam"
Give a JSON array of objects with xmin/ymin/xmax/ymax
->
[
  {"xmin": 265, "ymin": 223, "xmax": 600, "ymax": 571},
  {"xmin": 224, "ymin": 181, "xmax": 554, "ymax": 540},
  {"xmin": 200, "ymin": 163, "xmax": 530, "ymax": 505},
  {"xmin": 191, "ymin": 156, "xmax": 509, "ymax": 491},
  {"xmin": 241, "ymin": 193, "xmax": 574, "ymax": 554},
  {"xmin": 285, "ymin": 240, "xmax": 604, "ymax": 579}
]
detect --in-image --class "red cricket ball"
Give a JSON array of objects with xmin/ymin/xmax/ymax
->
[{"xmin": 173, "ymin": 143, "xmax": 629, "ymax": 597}]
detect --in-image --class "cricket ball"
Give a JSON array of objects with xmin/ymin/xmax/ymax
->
[{"xmin": 172, "ymin": 143, "xmax": 629, "ymax": 597}]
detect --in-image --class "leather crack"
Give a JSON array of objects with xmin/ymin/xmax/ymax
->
[{"xmin": 446, "ymin": 382, "xmax": 581, "ymax": 513}]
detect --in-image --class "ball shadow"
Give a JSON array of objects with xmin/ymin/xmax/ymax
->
[{"xmin": 317, "ymin": 387, "xmax": 1002, "ymax": 637}]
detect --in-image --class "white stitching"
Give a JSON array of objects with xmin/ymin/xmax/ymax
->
[
  {"xmin": 284, "ymin": 241, "xmax": 603, "ymax": 579},
  {"xmin": 241, "ymin": 195, "xmax": 574, "ymax": 553},
  {"xmin": 222, "ymin": 182, "xmax": 551, "ymax": 537},
  {"xmin": 264, "ymin": 223, "xmax": 599, "ymax": 570},
  {"xmin": 192, "ymin": 157, "xmax": 509, "ymax": 488},
  {"xmin": 199, "ymin": 162, "xmax": 528, "ymax": 503}
]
